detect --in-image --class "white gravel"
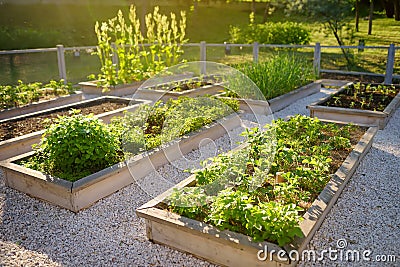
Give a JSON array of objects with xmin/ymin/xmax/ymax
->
[{"xmin": 1, "ymin": 84, "xmax": 399, "ymax": 266}]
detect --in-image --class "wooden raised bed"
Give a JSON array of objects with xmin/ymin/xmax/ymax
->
[
  {"xmin": 307, "ymin": 83, "xmax": 400, "ymax": 129},
  {"xmin": 268, "ymin": 81, "xmax": 322, "ymax": 112},
  {"xmin": 79, "ymin": 80, "xmax": 144, "ymax": 97},
  {"xmin": 134, "ymin": 82, "xmax": 225, "ymax": 102},
  {"xmin": 78, "ymin": 73, "xmax": 195, "ymax": 97},
  {"xmin": 215, "ymin": 81, "xmax": 322, "ymax": 115},
  {"xmin": 0, "ymin": 113, "xmax": 241, "ymax": 212},
  {"xmin": 0, "ymin": 97, "xmax": 150, "ymax": 161},
  {"xmin": 136, "ymin": 126, "xmax": 378, "ymax": 267},
  {"xmin": 0, "ymin": 91, "xmax": 83, "ymax": 120}
]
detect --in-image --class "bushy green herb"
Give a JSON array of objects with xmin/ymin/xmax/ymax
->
[
  {"xmin": 24, "ymin": 111, "xmax": 122, "ymax": 182},
  {"xmin": 168, "ymin": 115, "xmax": 357, "ymax": 246},
  {"xmin": 0, "ymin": 79, "xmax": 74, "ymax": 110},
  {"xmin": 231, "ymin": 54, "xmax": 315, "ymax": 99}
]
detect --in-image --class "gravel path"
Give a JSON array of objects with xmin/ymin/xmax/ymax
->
[{"xmin": 1, "ymin": 85, "xmax": 399, "ymax": 266}]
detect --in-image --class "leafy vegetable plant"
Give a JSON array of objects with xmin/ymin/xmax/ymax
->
[
  {"xmin": 168, "ymin": 115, "xmax": 359, "ymax": 246},
  {"xmin": 24, "ymin": 110, "xmax": 122, "ymax": 182},
  {"xmin": 0, "ymin": 79, "xmax": 74, "ymax": 110},
  {"xmin": 111, "ymin": 96, "xmax": 239, "ymax": 155}
]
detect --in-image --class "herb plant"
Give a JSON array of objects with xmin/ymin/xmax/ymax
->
[
  {"xmin": 24, "ymin": 111, "xmax": 122, "ymax": 182},
  {"xmin": 0, "ymin": 79, "xmax": 74, "ymax": 110},
  {"xmin": 168, "ymin": 115, "xmax": 358, "ymax": 246}
]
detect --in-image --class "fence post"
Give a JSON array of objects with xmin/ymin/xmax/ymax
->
[
  {"xmin": 253, "ymin": 42, "xmax": 259, "ymax": 63},
  {"xmin": 384, "ymin": 44, "xmax": 395, "ymax": 85},
  {"xmin": 56, "ymin": 45, "xmax": 67, "ymax": 84},
  {"xmin": 313, "ymin": 42, "xmax": 321, "ymax": 77},
  {"xmin": 200, "ymin": 41, "xmax": 207, "ymax": 74}
]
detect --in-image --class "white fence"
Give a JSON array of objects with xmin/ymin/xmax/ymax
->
[{"xmin": 0, "ymin": 42, "xmax": 398, "ymax": 84}]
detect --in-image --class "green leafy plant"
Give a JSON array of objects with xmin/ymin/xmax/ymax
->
[
  {"xmin": 24, "ymin": 111, "xmax": 122, "ymax": 182},
  {"xmin": 93, "ymin": 5, "xmax": 187, "ymax": 89},
  {"xmin": 111, "ymin": 96, "xmax": 239, "ymax": 155},
  {"xmin": 0, "ymin": 79, "xmax": 73, "ymax": 110},
  {"xmin": 167, "ymin": 115, "xmax": 358, "ymax": 246}
]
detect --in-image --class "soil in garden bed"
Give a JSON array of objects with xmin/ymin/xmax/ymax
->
[
  {"xmin": 0, "ymin": 101, "xmax": 127, "ymax": 141},
  {"xmin": 321, "ymin": 84, "xmax": 399, "ymax": 111}
]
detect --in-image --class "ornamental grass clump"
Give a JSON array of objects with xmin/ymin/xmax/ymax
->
[
  {"xmin": 232, "ymin": 53, "xmax": 315, "ymax": 100},
  {"xmin": 24, "ymin": 111, "xmax": 122, "ymax": 182}
]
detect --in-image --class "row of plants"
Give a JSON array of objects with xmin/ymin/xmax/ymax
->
[
  {"xmin": 229, "ymin": 13, "xmax": 311, "ymax": 45},
  {"xmin": 0, "ymin": 79, "xmax": 74, "ymax": 110},
  {"xmin": 323, "ymin": 82, "xmax": 399, "ymax": 111},
  {"xmin": 167, "ymin": 115, "xmax": 360, "ymax": 246},
  {"xmin": 23, "ymin": 96, "xmax": 239, "ymax": 181},
  {"xmin": 90, "ymin": 5, "xmax": 187, "ymax": 89},
  {"xmin": 230, "ymin": 53, "xmax": 316, "ymax": 100}
]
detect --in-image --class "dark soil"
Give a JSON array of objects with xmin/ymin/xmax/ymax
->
[
  {"xmin": 321, "ymin": 83, "xmax": 399, "ymax": 111},
  {"xmin": 0, "ymin": 101, "xmax": 127, "ymax": 141},
  {"xmin": 321, "ymin": 73, "xmax": 385, "ymax": 83}
]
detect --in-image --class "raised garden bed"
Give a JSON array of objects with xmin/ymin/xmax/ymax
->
[
  {"xmin": 79, "ymin": 80, "xmax": 144, "ymax": 97},
  {"xmin": 308, "ymin": 82, "xmax": 400, "ymax": 129},
  {"xmin": 78, "ymin": 73, "xmax": 195, "ymax": 97},
  {"xmin": 216, "ymin": 81, "xmax": 322, "ymax": 115},
  {"xmin": 137, "ymin": 116, "xmax": 377, "ymax": 267},
  {"xmin": 0, "ymin": 91, "xmax": 84, "ymax": 120},
  {"xmin": 0, "ymin": 96, "xmax": 150, "ymax": 161},
  {"xmin": 134, "ymin": 77, "xmax": 225, "ymax": 101},
  {"xmin": 0, "ymin": 112, "xmax": 241, "ymax": 212}
]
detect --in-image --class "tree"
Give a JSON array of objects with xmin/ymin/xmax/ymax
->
[
  {"xmin": 286, "ymin": 0, "xmax": 354, "ymax": 65},
  {"xmin": 355, "ymin": 0, "xmax": 360, "ymax": 32},
  {"xmin": 368, "ymin": 0, "xmax": 374, "ymax": 35},
  {"xmin": 381, "ymin": 0, "xmax": 394, "ymax": 18},
  {"xmin": 395, "ymin": 0, "xmax": 400, "ymax": 20}
]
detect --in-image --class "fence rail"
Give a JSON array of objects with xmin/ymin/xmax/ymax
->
[{"xmin": 0, "ymin": 42, "xmax": 398, "ymax": 84}]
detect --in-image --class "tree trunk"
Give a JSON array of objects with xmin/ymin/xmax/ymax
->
[
  {"xmin": 252, "ymin": 0, "xmax": 256, "ymax": 14},
  {"xmin": 395, "ymin": 0, "xmax": 400, "ymax": 20},
  {"xmin": 355, "ymin": 0, "xmax": 359, "ymax": 32},
  {"xmin": 381, "ymin": 0, "xmax": 394, "ymax": 18},
  {"xmin": 368, "ymin": 0, "xmax": 374, "ymax": 35},
  {"xmin": 263, "ymin": 3, "xmax": 270, "ymax": 22},
  {"xmin": 328, "ymin": 22, "xmax": 351, "ymax": 66}
]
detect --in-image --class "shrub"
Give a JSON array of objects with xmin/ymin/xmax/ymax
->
[
  {"xmin": 232, "ymin": 54, "xmax": 315, "ymax": 99},
  {"xmin": 24, "ymin": 111, "xmax": 122, "ymax": 181},
  {"xmin": 229, "ymin": 21, "xmax": 311, "ymax": 45}
]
